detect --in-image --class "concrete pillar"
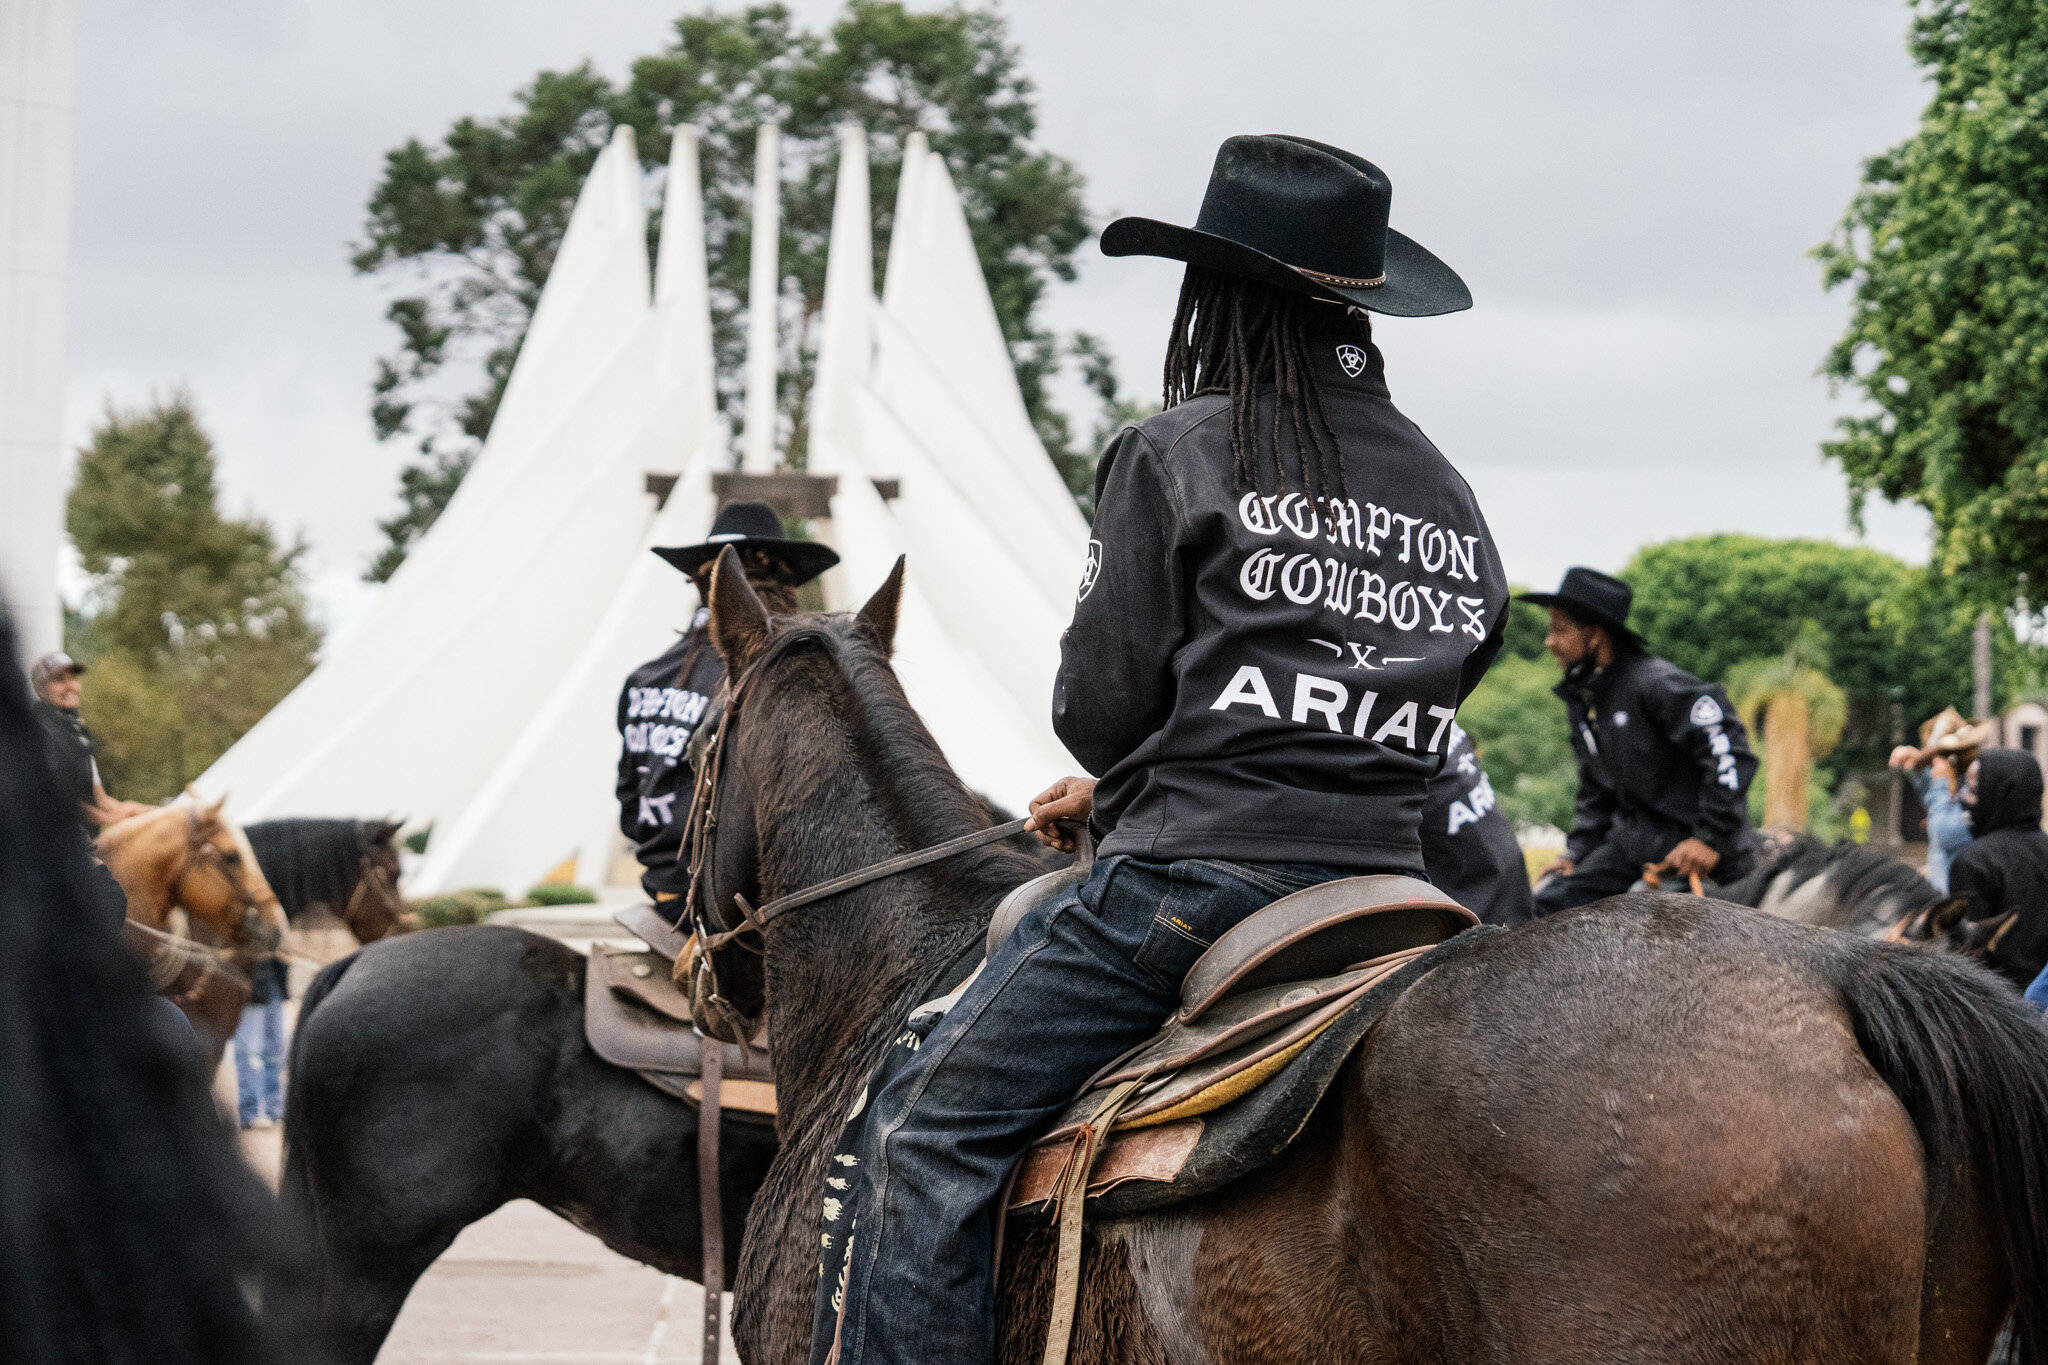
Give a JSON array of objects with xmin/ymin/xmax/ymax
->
[{"xmin": 0, "ymin": 0, "xmax": 73, "ymax": 665}]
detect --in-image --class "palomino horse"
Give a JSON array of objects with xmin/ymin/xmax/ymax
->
[
  {"xmin": 691, "ymin": 554, "xmax": 2048, "ymax": 1365},
  {"xmin": 156, "ymin": 816, "xmax": 419, "ymax": 1072},
  {"xmin": 97, "ymin": 793, "xmax": 288, "ymax": 1060}
]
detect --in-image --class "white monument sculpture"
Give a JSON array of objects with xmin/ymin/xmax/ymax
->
[
  {"xmin": 1, "ymin": 0, "xmax": 74, "ymax": 664},
  {"xmin": 202, "ymin": 119, "xmax": 1086, "ymax": 897}
]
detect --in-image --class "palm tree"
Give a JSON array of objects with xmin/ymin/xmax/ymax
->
[{"xmin": 1727, "ymin": 626, "xmax": 1848, "ymax": 831}]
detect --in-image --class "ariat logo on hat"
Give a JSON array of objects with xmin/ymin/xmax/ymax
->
[{"xmin": 1336, "ymin": 344, "xmax": 1366, "ymax": 378}]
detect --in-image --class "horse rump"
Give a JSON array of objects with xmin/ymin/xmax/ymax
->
[{"xmin": 1825, "ymin": 938, "xmax": 2048, "ymax": 1360}]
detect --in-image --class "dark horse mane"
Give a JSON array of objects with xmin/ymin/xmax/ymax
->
[
  {"xmin": 1717, "ymin": 834, "xmax": 1940, "ymax": 937},
  {"xmin": 245, "ymin": 818, "xmax": 381, "ymax": 922},
  {"xmin": 728, "ymin": 608, "xmax": 1051, "ymax": 1353},
  {"xmin": 0, "ymin": 612, "xmax": 303, "ymax": 1363},
  {"xmin": 754, "ymin": 616, "xmax": 1046, "ymax": 919}
]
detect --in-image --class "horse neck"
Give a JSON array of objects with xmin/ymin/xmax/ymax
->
[
  {"xmin": 748, "ymin": 650, "xmax": 1037, "ymax": 1146},
  {"xmin": 97, "ymin": 807, "xmax": 187, "ymax": 928}
]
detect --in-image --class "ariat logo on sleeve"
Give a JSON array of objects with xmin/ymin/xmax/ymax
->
[
  {"xmin": 1077, "ymin": 539, "xmax": 1102, "ymax": 601},
  {"xmin": 1336, "ymin": 344, "xmax": 1366, "ymax": 378},
  {"xmin": 1690, "ymin": 695, "xmax": 1724, "ymax": 727}
]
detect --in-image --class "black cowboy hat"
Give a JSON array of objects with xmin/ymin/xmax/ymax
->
[
  {"xmin": 1100, "ymin": 134, "xmax": 1471, "ymax": 318},
  {"xmin": 1517, "ymin": 567, "xmax": 1643, "ymax": 648},
  {"xmin": 652, "ymin": 501, "xmax": 839, "ymax": 584}
]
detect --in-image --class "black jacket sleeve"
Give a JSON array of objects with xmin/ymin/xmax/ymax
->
[
  {"xmin": 615, "ymin": 678, "xmax": 639, "ymax": 842},
  {"xmin": 1648, "ymin": 677, "xmax": 1753, "ymax": 851},
  {"xmin": 1456, "ymin": 610, "xmax": 1506, "ymax": 708},
  {"xmin": 1947, "ymin": 844, "xmax": 2003, "ymax": 921},
  {"xmin": 1564, "ymin": 743, "xmax": 1618, "ymax": 865},
  {"xmin": 1052, "ymin": 428, "xmax": 1190, "ymax": 778}
]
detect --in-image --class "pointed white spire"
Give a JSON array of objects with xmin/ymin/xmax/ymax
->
[
  {"xmin": 881, "ymin": 131, "xmax": 929, "ymax": 314},
  {"xmin": 742, "ymin": 123, "xmax": 782, "ymax": 472},
  {"xmin": 653, "ymin": 124, "xmax": 716, "ymax": 420},
  {"xmin": 808, "ymin": 123, "xmax": 873, "ymax": 473}
]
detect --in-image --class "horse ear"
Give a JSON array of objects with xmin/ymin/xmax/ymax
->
[
  {"xmin": 709, "ymin": 544, "xmax": 769, "ymax": 669},
  {"xmin": 857, "ymin": 555, "xmax": 906, "ymax": 656},
  {"xmin": 1929, "ymin": 895, "xmax": 1971, "ymax": 938},
  {"xmin": 371, "ymin": 818, "xmax": 404, "ymax": 846}
]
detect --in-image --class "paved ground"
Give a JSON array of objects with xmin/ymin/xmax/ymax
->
[
  {"xmin": 235, "ymin": 1121, "xmax": 735, "ymax": 1364},
  {"xmin": 226, "ymin": 920, "xmax": 741, "ymax": 1365}
]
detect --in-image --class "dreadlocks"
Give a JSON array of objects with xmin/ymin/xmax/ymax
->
[{"xmin": 1162, "ymin": 265, "xmax": 1356, "ymax": 499}]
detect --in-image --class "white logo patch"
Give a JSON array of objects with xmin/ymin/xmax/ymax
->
[
  {"xmin": 1336, "ymin": 344, "xmax": 1366, "ymax": 378},
  {"xmin": 1690, "ymin": 695, "xmax": 1724, "ymax": 727},
  {"xmin": 1077, "ymin": 539, "xmax": 1102, "ymax": 601},
  {"xmin": 1612, "ymin": 710, "xmax": 1629, "ymax": 727}
]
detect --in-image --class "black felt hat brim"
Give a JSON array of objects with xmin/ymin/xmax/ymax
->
[
  {"xmin": 1101, "ymin": 217, "xmax": 1471, "ymax": 318},
  {"xmin": 653, "ymin": 538, "xmax": 840, "ymax": 585},
  {"xmin": 1516, "ymin": 591, "xmax": 1643, "ymax": 649}
]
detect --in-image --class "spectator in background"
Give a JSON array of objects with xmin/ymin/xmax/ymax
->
[
  {"xmin": 235, "ymin": 955, "xmax": 290, "ymax": 1130},
  {"xmin": 30, "ymin": 651, "xmax": 152, "ymax": 833},
  {"xmin": 1947, "ymin": 749, "xmax": 2048, "ymax": 992},
  {"xmin": 1888, "ymin": 708, "xmax": 1989, "ymax": 892}
]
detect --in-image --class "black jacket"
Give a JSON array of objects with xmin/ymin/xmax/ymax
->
[
  {"xmin": 1555, "ymin": 650, "xmax": 1756, "ymax": 865},
  {"xmin": 616, "ymin": 608, "xmax": 723, "ymax": 897},
  {"xmin": 1949, "ymin": 749, "xmax": 2048, "ymax": 991},
  {"xmin": 1419, "ymin": 722, "xmax": 1532, "ymax": 926},
  {"xmin": 1054, "ymin": 327, "xmax": 1508, "ymax": 873},
  {"xmin": 36, "ymin": 699, "xmax": 99, "ymax": 829}
]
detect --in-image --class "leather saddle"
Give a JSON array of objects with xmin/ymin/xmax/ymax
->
[
  {"xmin": 584, "ymin": 905, "xmax": 777, "ymax": 1120},
  {"xmin": 988, "ymin": 871, "xmax": 1479, "ymax": 1216}
]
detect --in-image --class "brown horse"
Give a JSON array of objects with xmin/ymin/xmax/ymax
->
[
  {"xmin": 696, "ymin": 559, "xmax": 2048, "ymax": 1364},
  {"xmin": 98, "ymin": 793, "xmax": 289, "ymax": 1060}
]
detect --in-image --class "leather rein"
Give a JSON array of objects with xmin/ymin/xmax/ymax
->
[{"xmin": 678, "ymin": 634, "xmax": 1042, "ymax": 957}]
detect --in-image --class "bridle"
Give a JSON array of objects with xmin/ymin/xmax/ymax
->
[
  {"xmin": 676, "ymin": 629, "xmax": 1037, "ymax": 1021},
  {"xmin": 167, "ymin": 807, "xmax": 270, "ymax": 952},
  {"xmin": 341, "ymin": 847, "xmax": 408, "ymax": 938}
]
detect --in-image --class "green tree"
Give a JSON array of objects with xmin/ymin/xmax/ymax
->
[
  {"xmin": 1816, "ymin": 0, "xmax": 2048, "ymax": 605},
  {"xmin": 1622, "ymin": 534, "xmax": 2029, "ymax": 774},
  {"xmin": 65, "ymin": 395, "xmax": 320, "ymax": 801},
  {"xmin": 355, "ymin": 1, "xmax": 1107, "ymax": 580},
  {"xmin": 1727, "ymin": 625, "xmax": 1850, "ymax": 831}
]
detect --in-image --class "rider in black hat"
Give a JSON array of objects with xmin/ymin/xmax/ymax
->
[
  {"xmin": 1521, "ymin": 567, "xmax": 1758, "ymax": 916},
  {"xmin": 827, "ymin": 135, "xmax": 1507, "ymax": 1365},
  {"xmin": 615, "ymin": 502, "xmax": 836, "ymax": 903}
]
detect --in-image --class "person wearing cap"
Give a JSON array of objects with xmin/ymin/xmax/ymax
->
[
  {"xmin": 1522, "ymin": 568, "xmax": 1758, "ymax": 916},
  {"xmin": 1886, "ymin": 707, "xmax": 1987, "ymax": 892},
  {"xmin": 616, "ymin": 502, "xmax": 837, "ymax": 903},
  {"xmin": 827, "ymin": 135, "xmax": 1507, "ymax": 1365},
  {"xmin": 30, "ymin": 652, "xmax": 153, "ymax": 833}
]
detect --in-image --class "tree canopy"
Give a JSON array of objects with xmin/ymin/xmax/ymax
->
[
  {"xmin": 66, "ymin": 396, "xmax": 320, "ymax": 801},
  {"xmin": 1816, "ymin": 0, "xmax": 2048, "ymax": 606},
  {"xmin": 355, "ymin": 1, "xmax": 1108, "ymax": 580},
  {"xmin": 1622, "ymin": 534, "xmax": 2027, "ymax": 775}
]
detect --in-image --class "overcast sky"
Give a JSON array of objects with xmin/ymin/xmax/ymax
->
[{"xmin": 67, "ymin": 0, "xmax": 1935, "ymax": 632}]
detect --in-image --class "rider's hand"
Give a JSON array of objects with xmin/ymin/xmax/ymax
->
[
  {"xmin": 1929, "ymin": 754, "xmax": 1955, "ymax": 784},
  {"xmin": 1887, "ymin": 745, "xmax": 1921, "ymax": 770},
  {"xmin": 1538, "ymin": 856, "xmax": 1574, "ymax": 881},
  {"xmin": 1026, "ymin": 776, "xmax": 1096, "ymax": 852},
  {"xmin": 1665, "ymin": 837, "xmax": 1721, "ymax": 880}
]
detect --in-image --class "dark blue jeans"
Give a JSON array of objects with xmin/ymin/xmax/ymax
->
[{"xmin": 832, "ymin": 853, "xmax": 1357, "ymax": 1365}]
